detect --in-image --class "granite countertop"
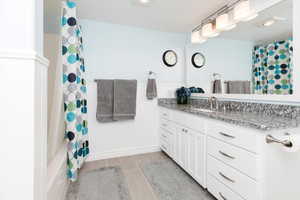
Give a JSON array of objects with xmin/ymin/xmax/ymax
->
[{"xmin": 158, "ymin": 101, "xmax": 300, "ymax": 131}]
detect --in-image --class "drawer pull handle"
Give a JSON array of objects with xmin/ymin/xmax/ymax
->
[
  {"xmin": 162, "ymin": 134, "xmax": 167, "ymax": 138},
  {"xmin": 219, "ymin": 132, "xmax": 235, "ymax": 139},
  {"xmin": 219, "ymin": 172, "xmax": 235, "ymax": 183},
  {"xmin": 219, "ymin": 151, "xmax": 235, "ymax": 159},
  {"xmin": 219, "ymin": 192, "xmax": 228, "ymax": 200}
]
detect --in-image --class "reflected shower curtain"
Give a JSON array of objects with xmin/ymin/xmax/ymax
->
[
  {"xmin": 253, "ymin": 39, "xmax": 293, "ymax": 95},
  {"xmin": 62, "ymin": 1, "xmax": 89, "ymax": 181}
]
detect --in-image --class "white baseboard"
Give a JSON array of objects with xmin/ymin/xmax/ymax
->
[{"xmin": 86, "ymin": 145, "xmax": 160, "ymax": 161}]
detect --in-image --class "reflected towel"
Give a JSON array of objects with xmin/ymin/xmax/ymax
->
[
  {"xmin": 146, "ymin": 79, "xmax": 157, "ymax": 100},
  {"xmin": 212, "ymin": 80, "xmax": 222, "ymax": 94},
  {"xmin": 226, "ymin": 81, "xmax": 251, "ymax": 94},
  {"xmin": 96, "ymin": 80, "xmax": 114, "ymax": 122},
  {"xmin": 113, "ymin": 79, "xmax": 137, "ymax": 121}
]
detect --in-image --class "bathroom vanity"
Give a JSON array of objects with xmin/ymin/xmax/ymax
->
[{"xmin": 158, "ymin": 98, "xmax": 300, "ymax": 200}]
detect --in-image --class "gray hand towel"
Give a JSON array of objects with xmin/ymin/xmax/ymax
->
[
  {"xmin": 113, "ymin": 79, "xmax": 137, "ymax": 121},
  {"xmin": 96, "ymin": 80, "xmax": 114, "ymax": 122},
  {"xmin": 212, "ymin": 79, "xmax": 222, "ymax": 94},
  {"xmin": 226, "ymin": 81, "xmax": 251, "ymax": 94},
  {"xmin": 146, "ymin": 79, "xmax": 157, "ymax": 100}
]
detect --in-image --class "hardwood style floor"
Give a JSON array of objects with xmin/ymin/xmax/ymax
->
[{"xmin": 80, "ymin": 151, "xmax": 216, "ymax": 200}]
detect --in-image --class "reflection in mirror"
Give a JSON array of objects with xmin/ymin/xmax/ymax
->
[{"xmin": 186, "ymin": 0, "xmax": 293, "ymax": 95}]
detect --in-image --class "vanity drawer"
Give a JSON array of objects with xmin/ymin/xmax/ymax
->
[
  {"xmin": 160, "ymin": 118, "xmax": 176, "ymax": 133},
  {"xmin": 207, "ymin": 174, "xmax": 244, "ymax": 200},
  {"xmin": 207, "ymin": 156, "xmax": 258, "ymax": 200},
  {"xmin": 160, "ymin": 136, "xmax": 171, "ymax": 155},
  {"xmin": 207, "ymin": 123, "xmax": 257, "ymax": 153},
  {"xmin": 160, "ymin": 108, "xmax": 171, "ymax": 120},
  {"xmin": 159, "ymin": 128, "xmax": 174, "ymax": 143},
  {"xmin": 207, "ymin": 136, "xmax": 258, "ymax": 180}
]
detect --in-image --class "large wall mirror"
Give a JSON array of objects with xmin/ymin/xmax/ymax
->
[{"xmin": 186, "ymin": 0, "xmax": 297, "ymax": 101}]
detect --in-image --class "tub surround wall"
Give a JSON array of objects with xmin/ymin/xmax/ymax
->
[{"xmin": 158, "ymin": 98, "xmax": 300, "ymax": 130}]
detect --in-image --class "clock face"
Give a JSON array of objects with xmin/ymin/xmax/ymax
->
[
  {"xmin": 163, "ymin": 50, "xmax": 177, "ymax": 67},
  {"xmin": 192, "ymin": 52, "xmax": 205, "ymax": 68}
]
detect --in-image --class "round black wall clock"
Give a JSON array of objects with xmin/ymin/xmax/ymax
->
[
  {"xmin": 191, "ymin": 52, "xmax": 205, "ymax": 68},
  {"xmin": 162, "ymin": 50, "xmax": 178, "ymax": 67}
]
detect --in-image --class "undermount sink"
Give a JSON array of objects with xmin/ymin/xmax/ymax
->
[{"xmin": 191, "ymin": 108, "xmax": 215, "ymax": 113}]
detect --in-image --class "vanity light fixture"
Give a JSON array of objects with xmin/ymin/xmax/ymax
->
[
  {"xmin": 191, "ymin": 0, "xmax": 259, "ymax": 44},
  {"xmin": 233, "ymin": 0, "xmax": 258, "ymax": 22},
  {"xmin": 191, "ymin": 30, "xmax": 207, "ymax": 44},
  {"xmin": 202, "ymin": 22, "xmax": 219, "ymax": 38},
  {"xmin": 216, "ymin": 13, "xmax": 237, "ymax": 31}
]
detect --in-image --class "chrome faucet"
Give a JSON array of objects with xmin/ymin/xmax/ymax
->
[{"xmin": 208, "ymin": 96, "xmax": 218, "ymax": 111}]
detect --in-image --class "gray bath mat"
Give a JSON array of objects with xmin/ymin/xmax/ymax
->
[
  {"xmin": 141, "ymin": 160, "xmax": 207, "ymax": 200},
  {"xmin": 66, "ymin": 166, "xmax": 131, "ymax": 200}
]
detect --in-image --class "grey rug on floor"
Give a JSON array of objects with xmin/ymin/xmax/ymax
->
[
  {"xmin": 66, "ymin": 166, "xmax": 131, "ymax": 200},
  {"xmin": 141, "ymin": 160, "xmax": 208, "ymax": 200}
]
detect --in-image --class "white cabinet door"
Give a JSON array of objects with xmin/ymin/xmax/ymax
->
[
  {"xmin": 195, "ymin": 133, "xmax": 206, "ymax": 188},
  {"xmin": 174, "ymin": 126, "xmax": 182, "ymax": 165},
  {"xmin": 168, "ymin": 130, "xmax": 175, "ymax": 158},
  {"xmin": 173, "ymin": 126, "xmax": 181, "ymax": 164},
  {"xmin": 179, "ymin": 127, "xmax": 187, "ymax": 168},
  {"xmin": 186, "ymin": 129, "xmax": 196, "ymax": 177}
]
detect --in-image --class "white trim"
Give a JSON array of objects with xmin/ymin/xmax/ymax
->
[
  {"xmin": 86, "ymin": 146, "xmax": 161, "ymax": 161},
  {"xmin": 0, "ymin": 50, "xmax": 49, "ymax": 66}
]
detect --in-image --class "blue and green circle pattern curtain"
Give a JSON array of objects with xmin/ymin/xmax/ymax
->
[
  {"xmin": 253, "ymin": 38, "xmax": 293, "ymax": 95},
  {"xmin": 62, "ymin": 1, "xmax": 89, "ymax": 181}
]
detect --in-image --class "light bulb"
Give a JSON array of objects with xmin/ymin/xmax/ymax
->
[
  {"xmin": 202, "ymin": 23, "xmax": 219, "ymax": 38},
  {"xmin": 191, "ymin": 31, "xmax": 207, "ymax": 44},
  {"xmin": 216, "ymin": 13, "xmax": 237, "ymax": 31},
  {"xmin": 234, "ymin": 0, "xmax": 258, "ymax": 22}
]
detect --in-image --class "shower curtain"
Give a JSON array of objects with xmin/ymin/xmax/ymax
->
[
  {"xmin": 252, "ymin": 38, "xmax": 293, "ymax": 95},
  {"xmin": 62, "ymin": 1, "xmax": 89, "ymax": 181}
]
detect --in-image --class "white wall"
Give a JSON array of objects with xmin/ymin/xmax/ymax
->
[
  {"xmin": 186, "ymin": 38, "xmax": 254, "ymax": 93},
  {"xmin": 80, "ymin": 20, "xmax": 186, "ymax": 160}
]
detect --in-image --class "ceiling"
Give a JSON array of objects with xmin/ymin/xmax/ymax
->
[
  {"xmin": 220, "ymin": 0, "xmax": 293, "ymax": 44},
  {"xmin": 44, "ymin": 0, "xmax": 292, "ymax": 43},
  {"xmin": 45, "ymin": 0, "xmax": 232, "ymax": 33}
]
